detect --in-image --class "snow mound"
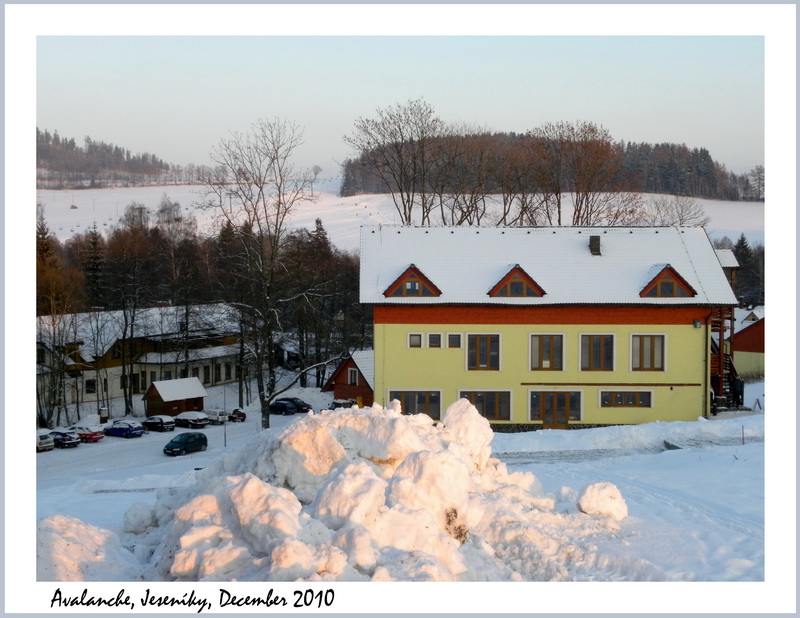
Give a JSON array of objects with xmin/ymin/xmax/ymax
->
[
  {"xmin": 38, "ymin": 399, "xmax": 646, "ymax": 582},
  {"xmin": 577, "ymin": 482, "xmax": 629, "ymax": 521}
]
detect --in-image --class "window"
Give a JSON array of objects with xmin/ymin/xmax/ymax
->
[
  {"xmin": 632, "ymin": 335, "xmax": 665, "ymax": 371},
  {"xmin": 640, "ymin": 266, "xmax": 696, "ymax": 298},
  {"xmin": 85, "ymin": 379, "xmax": 97, "ymax": 394},
  {"xmin": 428, "ymin": 333, "xmax": 442, "ymax": 348},
  {"xmin": 180, "ymin": 369, "xmax": 188, "ymax": 378},
  {"xmin": 347, "ymin": 367, "xmax": 359, "ymax": 386},
  {"xmin": 384, "ymin": 266, "xmax": 442, "ymax": 297},
  {"xmin": 390, "ymin": 391, "xmax": 441, "ymax": 420},
  {"xmin": 225, "ymin": 363, "xmax": 232, "ymax": 380},
  {"xmin": 581, "ymin": 335, "xmax": 614, "ymax": 371},
  {"xmin": 191, "ymin": 367, "xmax": 199, "ymax": 378},
  {"xmin": 460, "ymin": 391, "xmax": 511, "ymax": 421},
  {"xmin": 530, "ymin": 334, "xmax": 563, "ymax": 370},
  {"xmin": 448, "ymin": 333, "xmax": 462, "ymax": 348},
  {"xmin": 530, "ymin": 391, "xmax": 582, "ymax": 423},
  {"xmin": 488, "ymin": 265, "xmax": 545, "ymax": 298},
  {"xmin": 164, "ymin": 370, "xmax": 172, "ymax": 381},
  {"xmin": 202, "ymin": 366, "xmax": 210, "ymax": 384},
  {"xmin": 601, "ymin": 391, "xmax": 652, "ymax": 408},
  {"xmin": 467, "ymin": 334, "xmax": 500, "ymax": 370},
  {"xmin": 150, "ymin": 371, "xmax": 156, "ymax": 385},
  {"xmin": 112, "ymin": 344, "xmax": 122, "ymax": 360},
  {"xmin": 408, "ymin": 333, "xmax": 423, "ymax": 348},
  {"xmin": 214, "ymin": 364, "xmax": 221, "ymax": 382}
]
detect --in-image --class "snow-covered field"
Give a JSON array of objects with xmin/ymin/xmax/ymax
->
[
  {"xmin": 27, "ymin": 378, "xmax": 790, "ymax": 612},
  {"xmin": 36, "ymin": 179, "xmax": 765, "ymax": 251}
]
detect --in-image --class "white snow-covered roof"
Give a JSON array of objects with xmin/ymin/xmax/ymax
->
[
  {"xmin": 138, "ymin": 344, "xmax": 240, "ymax": 364},
  {"xmin": 36, "ymin": 303, "xmax": 240, "ymax": 357},
  {"xmin": 734, "ymin": 306, "xmax": 765, "ymax": 333},
  {"xmin": 350, "ymin": 350, "xmax": 374, "ymax": 389},
  {"xmin": 715, "ymin": 249, "xmax": 739, "ymax": 268},
  {"xmin": 360, "ymin": 226, "xmax": 737, "ymax": 306},
  {"xmin": 149, "ymin": 377, "xmax": 207, "ymax": 402}
]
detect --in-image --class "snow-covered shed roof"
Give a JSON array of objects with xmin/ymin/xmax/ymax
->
[
  {"xmin": 148, "ymin": 377, "xmax": 207, "ymax": 402},
  {"xmin": 350, "ymin": 350, "xmax": 375, "ymax": 389},
  {"xmin": 715, "ymin": 249, "xmax": 739, "ymax": 268},
  {"xmin": 359, "ymin": 226, "xmax": 737, "ymax": 306}
]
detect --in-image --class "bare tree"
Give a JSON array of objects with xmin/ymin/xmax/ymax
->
[
  {"xmin": 344, "ymin": 98, "xmax": 445, "ymax": 225},
  {"xmin": 200, "ymin": 118, "xmax": 319, "ymax": 428},
  {"xmin": 641, "ymin": 194, "xmax": 710, "ymax": 227}
]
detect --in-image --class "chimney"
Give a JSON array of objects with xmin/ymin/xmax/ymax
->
[{"xmin": 589, "ymin": 235, "xmax": 601, "ymax": 256}]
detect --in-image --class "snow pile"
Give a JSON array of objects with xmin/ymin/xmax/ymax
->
[{"xmin": 37, "ymin": 399, "xmax": 645, "ymax": 582}]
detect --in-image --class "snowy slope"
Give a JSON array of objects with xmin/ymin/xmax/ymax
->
[{"xmin": 36, "ymin": 179, "xmax": 765, "ymax": 252}]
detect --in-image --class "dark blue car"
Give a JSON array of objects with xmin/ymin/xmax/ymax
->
[{"xmin": 103, "ymin": 420, "xmax": 145, "ymax": 438}]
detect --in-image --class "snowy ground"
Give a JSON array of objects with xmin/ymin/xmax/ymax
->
[
  {"xmin": 36, "ymin": 179, "xmax": 766, "ymax": 252},
  {"xmin": 25, "ymin": 379, "xmax": 794, "ymax": 613}
]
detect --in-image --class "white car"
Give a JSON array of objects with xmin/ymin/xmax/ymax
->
[
  {"xmin": 37, "ymin": 430, "xmax": 55, "ymax": 452},
  {"xmin": 203, "ymin": 409, "xmax": 229, "ymax": 425}
]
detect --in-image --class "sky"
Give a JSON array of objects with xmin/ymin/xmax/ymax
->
[{"xmin": 32, "ymin": 10, "xmax": 770, "ymax": 178}]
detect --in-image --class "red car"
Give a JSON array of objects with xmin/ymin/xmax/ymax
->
[{"xmin": 69, "ymin": 425, "xmax": 105, "ymax": 442}]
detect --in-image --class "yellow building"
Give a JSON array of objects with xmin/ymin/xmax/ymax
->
[{"xmin": 360, "ymin": 226, "xmax": 738, "ymax": 430}]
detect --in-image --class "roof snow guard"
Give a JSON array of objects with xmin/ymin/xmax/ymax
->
[{"xmin": 359, "ymin": 226, "xmax": 737, "ymax": 306}]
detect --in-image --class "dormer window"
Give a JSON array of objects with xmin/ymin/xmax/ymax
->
[
  {"xmin": 640, "ymin": 265, "xmax": 696, "ymax": 298},
  {"xmin": 488, "ymin": 265, "xmax": 545, "ymax": 298},
  {"xmin": 384, "ymin": 265, "xmax": 441, "ymax": 298}
]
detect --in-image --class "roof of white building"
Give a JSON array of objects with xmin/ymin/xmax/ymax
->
[
  {"xmin": 360, "ymin": 226, "xmax": 737, "ymax": 306},
  {"xmin": 36, "ymin": 303, "xmax": 239, "ymax": 358},
  {"xmin": 149, "ymin": 377, "xmax": 207, "ymax": 402}
]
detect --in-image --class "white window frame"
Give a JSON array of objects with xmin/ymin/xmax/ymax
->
[
  {"xmin": 465, "ymin": 332, "xmax": 502, "ymax": 371},
  {"xmin": 528, "ymin": 331, "xmax": 566, "ymax": 371},
  {"xmin": 447, "ymin": 332, "xmax": 463, "ymax": 349},
  {"xmin": 347, "ymin": 367, "xmax": 359, "ymax": 386},
  {"xmin": 598, "ymin": 389, "xmax": 655, "ymax": 408},
  {"xmin": 427, "ymin": 332, "xmax": 443, "ymax": 348},
  {"xmin": 387, "ymin": 389, "xmax": 443, "ymax": 418},
  {"xmin": 528, "ymin": 388, "xmax": 584, "ymax": 422},
  {"xmin": 459, "ymin": 389, "xmax": 513, "ymax": 421},
  {"xmin": 629, "ymin": 333, "xmax": 668, "ymax": 372},
  {"xmin": 408, "ymin": 332, "xmax": 423, "ymax": 348},
  {"xmin": 578, "ymin": 332, "xmax": 616, "ymax": 372}
]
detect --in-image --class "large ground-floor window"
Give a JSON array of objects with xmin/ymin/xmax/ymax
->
[
  {"xmin": 529, "ymin": 390, "xmax": 582, "ymax": 423},
  {"xmin": 459, "ymin": 390, "xmax": 511, "ymax": 421},
  {"xmin": 389, "ymin": 390, "xmax": 441, "ymax": 420}
]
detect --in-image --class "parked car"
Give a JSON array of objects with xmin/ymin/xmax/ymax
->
[
  {"xmin": 204, "ymin": 409, "xmax": 229, "ymax": 425},
  {"xmin": 229, "ymin": 408, "xmax": 247, "ymax": 422},
  {"xmin": 68, "ymin": 425, "xmax": 105, "ymax": 442},
  {"xmin": 276, "ymin": 397, "xmax": 313, "ymax": 413},
  {"xmin": 103, "ymin": 420, "xmax": 145, "ymax": 439},
  {"xmin": 269, "ymin": 400, "xmax": 297, "ymax": 415},
  {"xmin": 163, "ymin": 432, "xmax": 208, "ymax": 456},
  {"xmin": 37, "ymin": 430, "xmax": 55, "ymax": 452},
  {"xmin": 142, "ymin": 415, "xmax": 176, "ymax": 432},
  {"xmin": 49, "ymin": 430, "xmax": 81, "ymax": 448},
  {"xmin": 174, "ymin": 411, "xmax": 210, "ymax": 429}
]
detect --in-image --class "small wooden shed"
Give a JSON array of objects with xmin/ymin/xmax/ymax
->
[
  {"xmin": 143, "ymin": 377, "xmax": 207, "ymax": 417},
  {"xmin": 322, "ymin": 350, "xmax": 374, "ymax": 406}
]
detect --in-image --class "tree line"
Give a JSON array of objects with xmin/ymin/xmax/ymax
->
[
  {"xmin": 36, "ymin": 128, "xmax": 216, "ymax": 189},
  {"xmin": 341, "ymin": 99, "xmax": 764, "ymax": 227}
]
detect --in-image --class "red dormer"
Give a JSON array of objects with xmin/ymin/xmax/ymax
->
[
  {"xmin": 640, "ymin": 264, "xmax": 697, "ymax": 298},
  {"xmin": 383, "ymin": 264, "xmax": 442, "ymax": 298},
  {"xmin": 488, "ymin": 264, "xmax": 546, "ymax": 298}
]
